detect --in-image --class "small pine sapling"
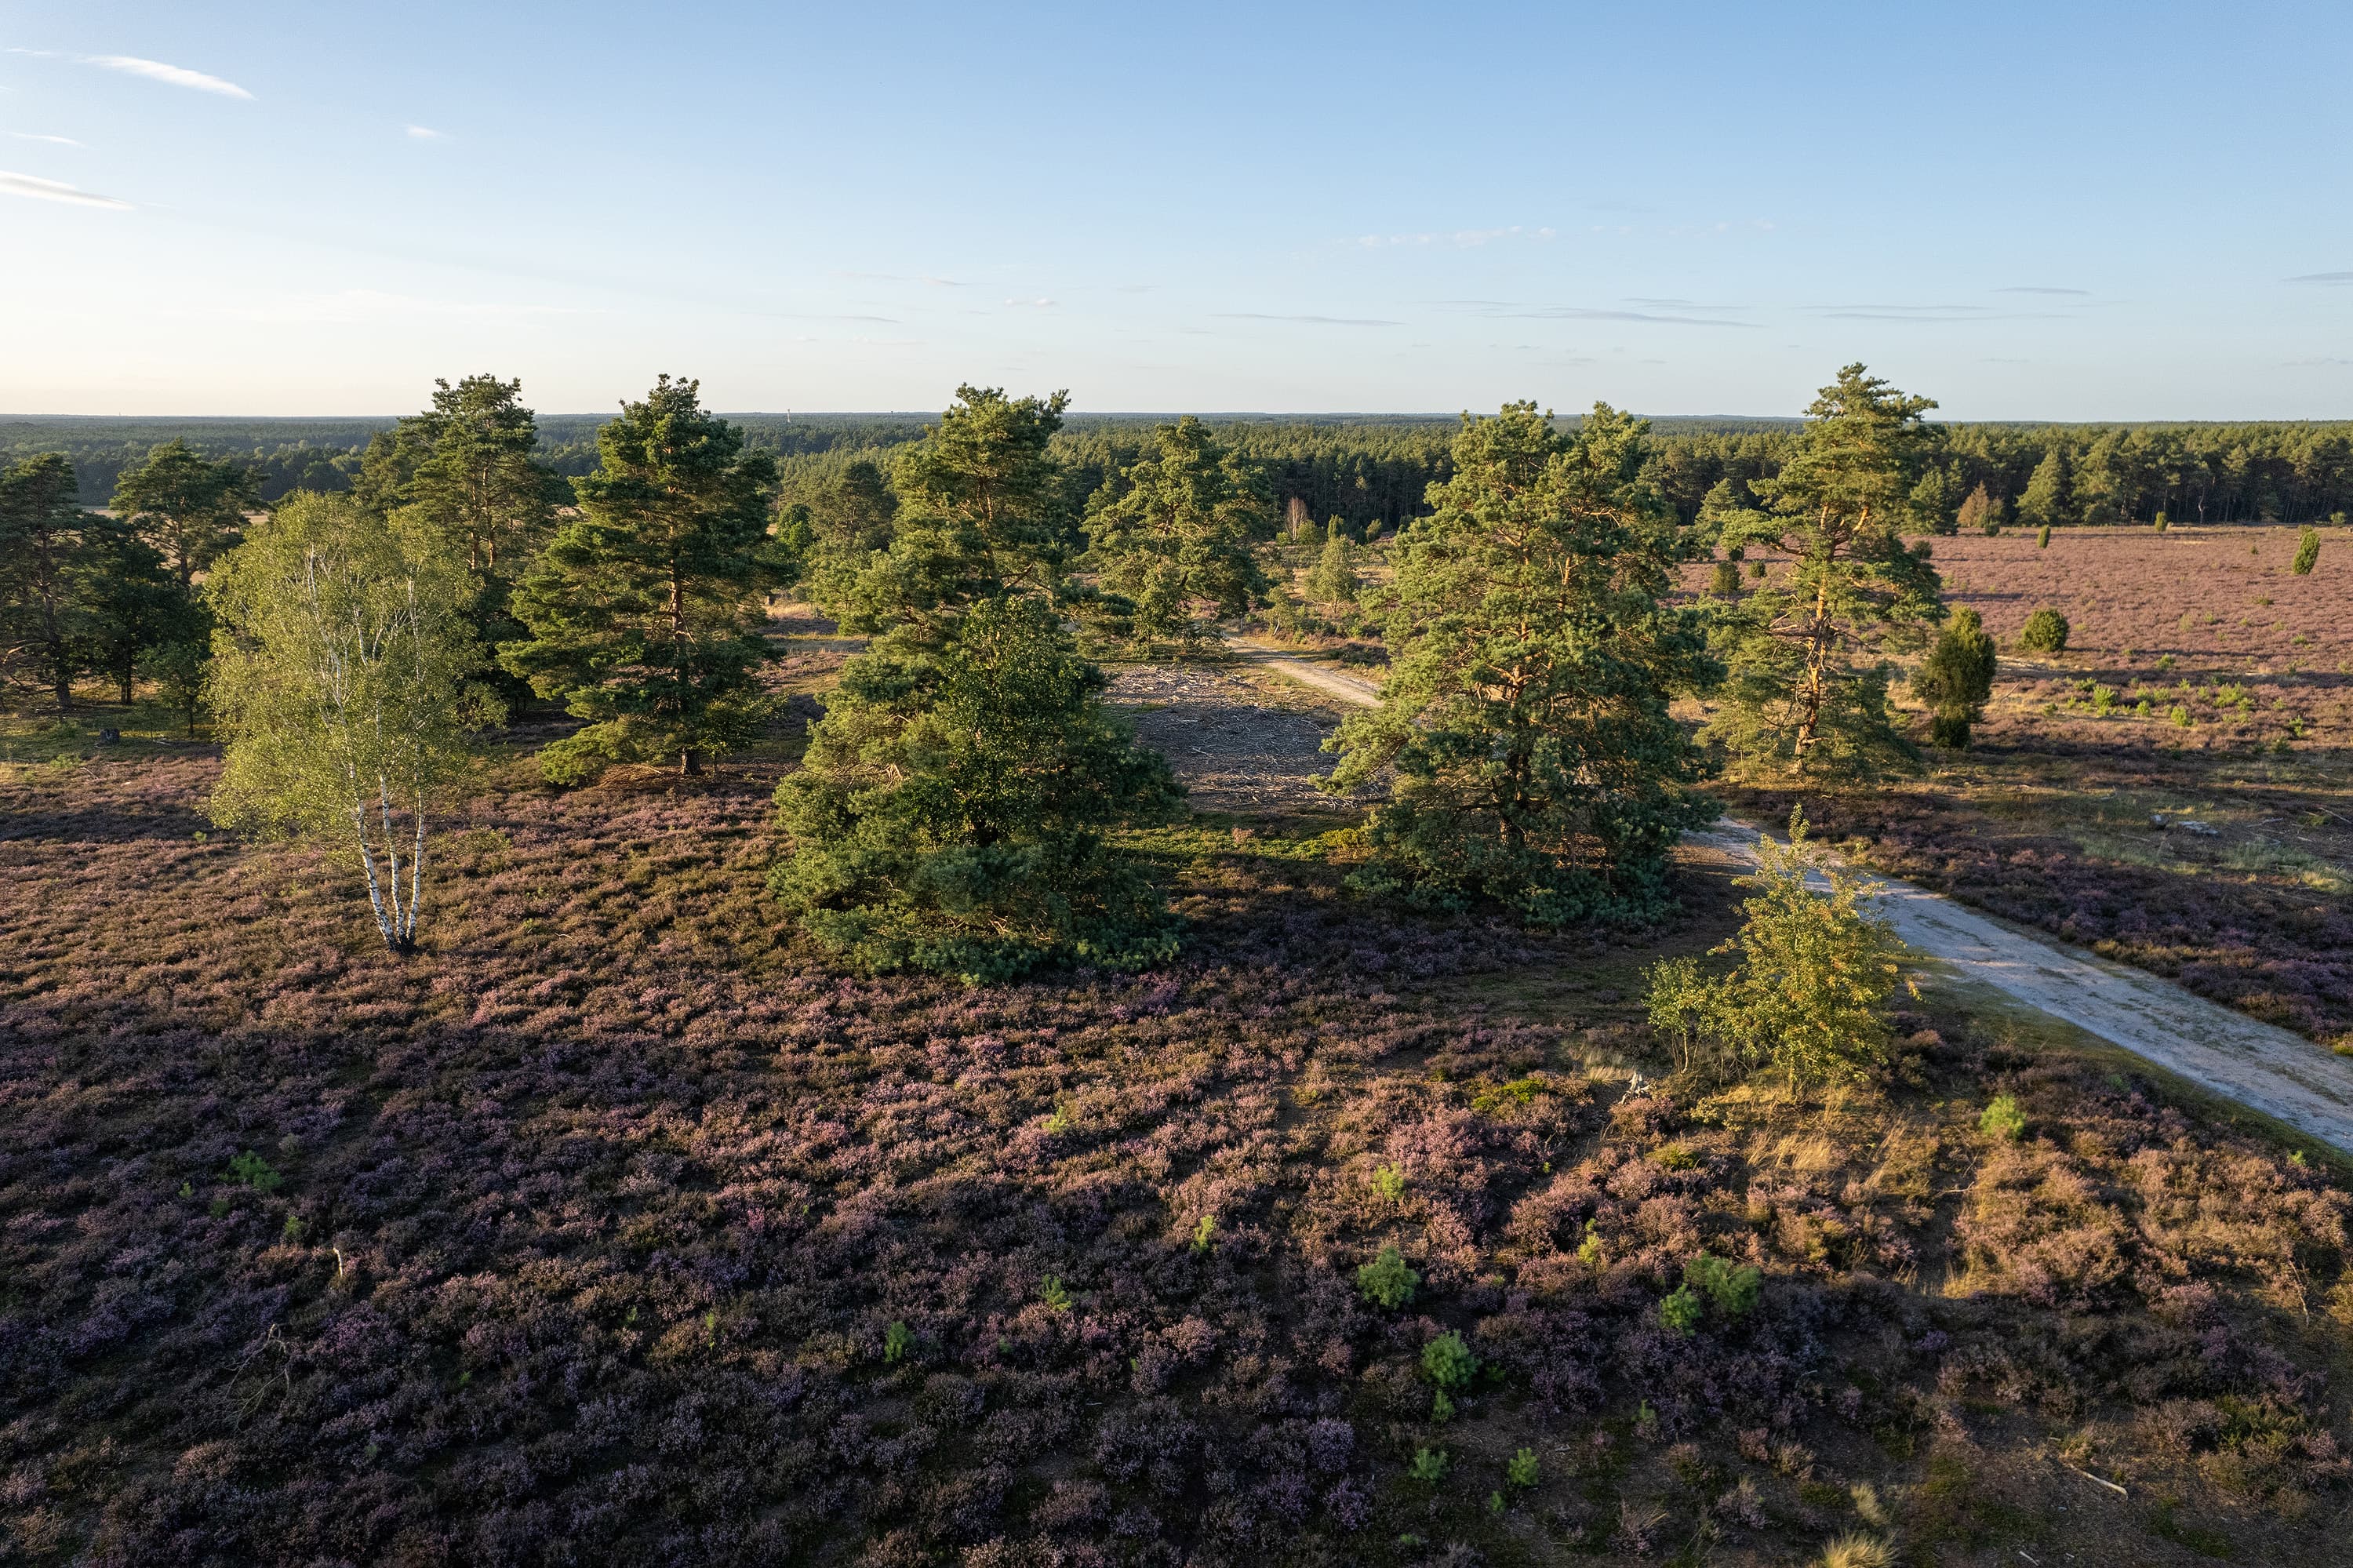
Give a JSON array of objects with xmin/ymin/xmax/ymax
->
[
  {"xmin": 227, "ymin": 1151, "xmax": 284, "ymax": 1193},
  {"xmin": 1660, "ymin": 1284, "xmax": 1705, "ymax": 1337},
  {"xmin": 2036, "ymin": 524, "xmax": 2052, "ymax": 549},
  {"xmin": 1979, "ymin": 1094, "xmax": 2027, "ymax": 1142},
  {"xmin": 1508, "ymin": 1446, "xmax": 1541, "ymax": 1489},
  {"xmin": 1039, "ymin": 1275, "xmax": 1073, "ymax": 1312},
  {"xmin": 884, "ymin": 1320, "xmax": 914, "ymax": 1363},
  {"xmin": 1373, "ymin": 1162, "xmax": 1406, "ymax": 1205},
  {"xmin": 1191, "ymin": 1214, "xmax": 1217, "ymax": 1253},
  {"xmin": 1357, "ymin": 1245, "xmax": 1420, "ymax": 1309},
  {"xmin": 1686, "ymin": 1254, "xmax": 1762, "ymax": 1319},
  {"xmin": 1409, "ymin": 1447, "xmax": 1450, "ymax": 1484}
]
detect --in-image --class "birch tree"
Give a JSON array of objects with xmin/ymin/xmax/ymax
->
[{"xmin": 205, "ymin": 493, "xmax": 497, "ymax": 954}]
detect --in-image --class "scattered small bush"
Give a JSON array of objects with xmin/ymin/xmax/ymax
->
[
  {"xmin": 1357, "ymin": 1245, "xmax": 1420, "ymax": 1309},
  {"xmin": 2293, "ymin": 527, "xmax": 2320, "ymax": 575},
  {"xmin": 1408, "ymin": 1448, "xmax": 1450, "ymax": 1484},
  {"xmin": 1660, "ymin": 1283, "xmax": 1706, "ymax": 1337},
  {"xmin": 1686, "ymin": 1253, "xmax": 1762, "ymax": 1319},
  {"xmin": 1421, "ymin": 1330, "xmax": 1478, "ymax": 1390},
  {"xmin": 1507, "ymin": 1446, "xmax": 1540, "ymax": 1489},
  {"xmin": 225, "ymin": 1150, "xmax": 284, "ymax": 1193},
  {"xmin": 1980, "ymin": 1094, "xmax": 2026, "ymax": 1142},
  {"xmin": 883, "ymin": 1320, "xmax": 913, "ymax": 1363},
  {"xmin": 2019, "ymin": 608, "xmax": 2071, "ymax": 654}
]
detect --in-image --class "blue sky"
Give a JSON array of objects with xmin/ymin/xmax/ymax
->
[{"xmin": 4, "ymin": 0, "xmax": 2349, "ymax": 417}]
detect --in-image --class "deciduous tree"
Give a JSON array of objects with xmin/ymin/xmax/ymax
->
[
  {"xmin": 205, "ymin": 493, "xmax": 497, "ymax": 953},
  {"xmin": 1326, "ymin": 402, "xmax": 1718, "ymax": 926},
  {"xmin": 502, "ymin": 376, "xmax": 780, "ymax": 780}
]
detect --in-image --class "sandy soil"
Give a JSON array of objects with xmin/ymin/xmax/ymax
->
[
  {"xmin": 1104, "ymin": 660, "xmax": 1353, "ymax": 814},
  {"xmin": 1238, "ymin": 642, "xmax": 2353, "ymax": 1153}
]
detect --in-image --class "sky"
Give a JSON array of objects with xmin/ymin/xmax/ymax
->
[{"xmin": 2, "ymin": 0, "xmax": 2350, "ymax": 420}]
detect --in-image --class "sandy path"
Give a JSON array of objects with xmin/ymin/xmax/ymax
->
[{"xmin": 1236, "ymin": 643, "xmax": 2353, "ymax": 1152}]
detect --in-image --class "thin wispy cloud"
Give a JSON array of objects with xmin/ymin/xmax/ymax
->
[
  {"xmin": 0, "ymin": 169, "xmax": 131, "ymax": 210},
  {"xmin": 1805, "ymin": 303, "xmax": 2068, "ymax": 322},
  {"xmin": 1996, "ymin": 286, "xmax": 2089, "ymax": 296},
  {"xmin": 1214, "ymin": 312, "xmax": 1402, "ymax": 327},
  {"xmin": 1002, "ymin": 297, "xmax": 1055, "ymax": 308},
  {"xmin": 2283, "ymin": 356, "xmax": 2353, "ymax": 367},
  {"xmin": 83, "ymin": 54, "xmax": 254, "ymax": 100},
  {"xmin": 1442, "ymin": 300, "xmax": 1756, "ymax": 328},
  {"xmin": 10, "ymin": 132, "xmax": 85, "ymax": 147},
  {"xmin": 404, "ymin": 125, "xmax": 446, "ymax": 141},
  {"xmin": 1355, "ymin": 224, "xmax": 1555, "ymax": 249},
  {"xmin": 2286, "ymin": 271, "xmax": 2353, "ymax": 285}
]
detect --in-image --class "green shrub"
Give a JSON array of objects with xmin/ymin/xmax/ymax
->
[
  {"xmin": 1191, "ymin": 1214, "xmax": 1217, "ymax": 1253},
  {"xmin": 2293, "ymin": 527, "xmax": 2321, "ymax": 575},
  {"xmin": 884, "ymin": 1320, "xmax": 914, "ymax": 1363},
  {"xmin": 2155, "ymin": 512, "xmax": 2169, "ymax": 533},
  {"xmin": 2036, "ymin": 524, "xmax": 2052, "ymax": 549},
  {"xmin": 1686, "ymin": 1253, "xmax": 1762, "ymax": 1319},
  {"xmin": 1911, "ymin": 606, "xmax": 1997, "ymax": 750},
  {"xmin": 2018, "ymin": 608, "xmax": 2070, "ymax": 653},
  {"xmin": 1980, "ymin": 1094, "xmax": 2026, "ymax": 1141},
  {"xmin": 1409, "ymin": 1447, "xmax": 1450, "ymax": 1484},
  {"xmin": 1421, "ymin": 1330, "xmax": 1478, "ymax": 1390},
  {"xmin": 226, "ymin": 1150, "xmax": 284, "ymax": 1193},
  {"xmin": 1357, "ymin": 1245, "xmax": 1420, "ymax": 1309},
  {"xmin": 1373, "ymin": 1162, "xmax": 1406, "ymax": 1204},
  {"xmin": 1039, "ymin": 1275, "xmax": 1072, "ymax": 1312},
  {"xmin": 1660, "ymin": 1284, "xmax": 1705, "ymax": 1337},
  {"xmin": 1507, "ymin": 1446, "xmax": 1541, "ymax": 1489},
  {"xmin": 1709, "ymin": 560, "xmax": 1741, "ymax": 595}
]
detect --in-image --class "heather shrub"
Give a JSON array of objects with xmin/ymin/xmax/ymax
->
[
  {"xmin": 772, "ymin": 595, "xmax": 1184, "ymax": 981},
  {"xmin": 1357, "ymin": 1245, "xmax": 1420, "ymax": 1309},
  {"xmin": 2018, "ymin": 607, "xmax": 2070, "ymax": 653}
]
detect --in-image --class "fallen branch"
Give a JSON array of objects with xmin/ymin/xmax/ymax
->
[{"xmin": 2062, "ymin": 1462, "xmax": 2126, "ymax": 1497}]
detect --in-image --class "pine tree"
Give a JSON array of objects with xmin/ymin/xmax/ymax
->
[
  {"xmin": 82, "ymin": 518, "xmax": 203, "ymax": 707},
  {"xmin": 2017, "ymin": 446, "xmax": 2072, "ymax": 530},
  {"xmin": 502, "ymin": 376, "xmax": 780, "ymax": 780},
  {"xmin": 1702, "ymin": 366, "xmax": 1944, "ymax": 778},
  {"xmin": 1304, "ymin": 516, "xmax": 1359, "ymax": 611},
  {"xmin": 1084, "ymin": 416, "xmax": 1271, "ymax": 649},
  {"xmin": 0, "ymin": 454, "xmax": 95, "ymax": 711},
  {"xmin": 110, "ymin": 439, "xmax": 261, "ymax": 587},
  {"xmin": 1326, "ymin": 402, "xmax": 1718, "ymax": 926},
  {"xmin": 772, "ymin": 595, "xmax": 1182, "ymax": 980},
  {"xmin": 1910, "ymin": 606, "xmax": 1996, "ymax": 748}
]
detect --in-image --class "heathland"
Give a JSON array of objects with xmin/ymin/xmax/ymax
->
[{"xmin": 3, "ymin": 384, "xmax": 2351, "ymax": 1566}]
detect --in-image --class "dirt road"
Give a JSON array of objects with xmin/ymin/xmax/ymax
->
[{"xmin": 1235, "ymin": 644, "xmax": 2353, "ymax": 1153}]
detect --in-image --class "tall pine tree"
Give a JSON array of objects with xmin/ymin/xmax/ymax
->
[
  {"xmin": 1702, "ymin": 365, "xmax": 1944, "ymax": 777},
  {"xmin": 1326, "ymin": 402, "xmax": 1718, "ymax": 926},
  {"xmin": 503, "ymin": 377, "xmax": 780, "ymax": 780}
]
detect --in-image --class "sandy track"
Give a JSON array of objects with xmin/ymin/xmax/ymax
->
[{"xmin": 1237, "ymin": 643, "xmax": 2353, "ymax": 1153}]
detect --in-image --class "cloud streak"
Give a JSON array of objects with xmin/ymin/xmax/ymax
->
[
  {"xmin": 10, "ymin": 132, "xmax": 86, "ymax": 147},
  {"xmin": 84, "ymin": 54, "xmax": 254, "ymax": 99},
  {"xmin": 1213, "ymin": 312, "xmax": 1401, "ymax": 327},
  {"xmin": 405, "ymin": 124, "xmax": 446, "ymax": 141},
  {"xmin": 2286, "ymin": 271, "xmax": 2353, "ymax": 285},
  {"xmin": 1996, "ymin": 286, "xmax": 2089, "ymax": 296},
  {"xmin": 1442, "ymin": 300, "xmax": 1757, "ymax": 328},
  {"xmin": 0, "ymin": 169, "xmax": 132, "ymax": 210}
]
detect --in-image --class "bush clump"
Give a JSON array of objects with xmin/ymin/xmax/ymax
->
[
  {"xmin": 1357, "ymin": 1245, "xmax": 1420, "ymax": 1309},
  {"xmin": 1980, "ymin": 1093, "xmax": 2027, "ymax": 1142},
  {"xmin": 2018, "ymin": 608, "xmax": 2071, "ymax": 654},
  {"xmin": 2293, "ymin": 527, "xmax": 2320, "ymax": 576}
]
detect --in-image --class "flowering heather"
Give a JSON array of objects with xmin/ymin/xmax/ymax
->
[{"xmin": 1, "ymin": 746, "xmax": 2349, "ymax": 1564}]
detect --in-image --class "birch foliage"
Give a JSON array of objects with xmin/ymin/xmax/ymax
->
[{"xmin": 205, "ymin": 493, "xmax": 497, "ymax": 953}]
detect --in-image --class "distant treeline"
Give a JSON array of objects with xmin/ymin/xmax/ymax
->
[{"xmin": 9, "ymin": 412, "xmax": 2352, "ymax": 528}]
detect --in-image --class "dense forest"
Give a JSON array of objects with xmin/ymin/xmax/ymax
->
[{"xmin": 12, "ymin": 412, "xmax": 2353, "ymax": 532}]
